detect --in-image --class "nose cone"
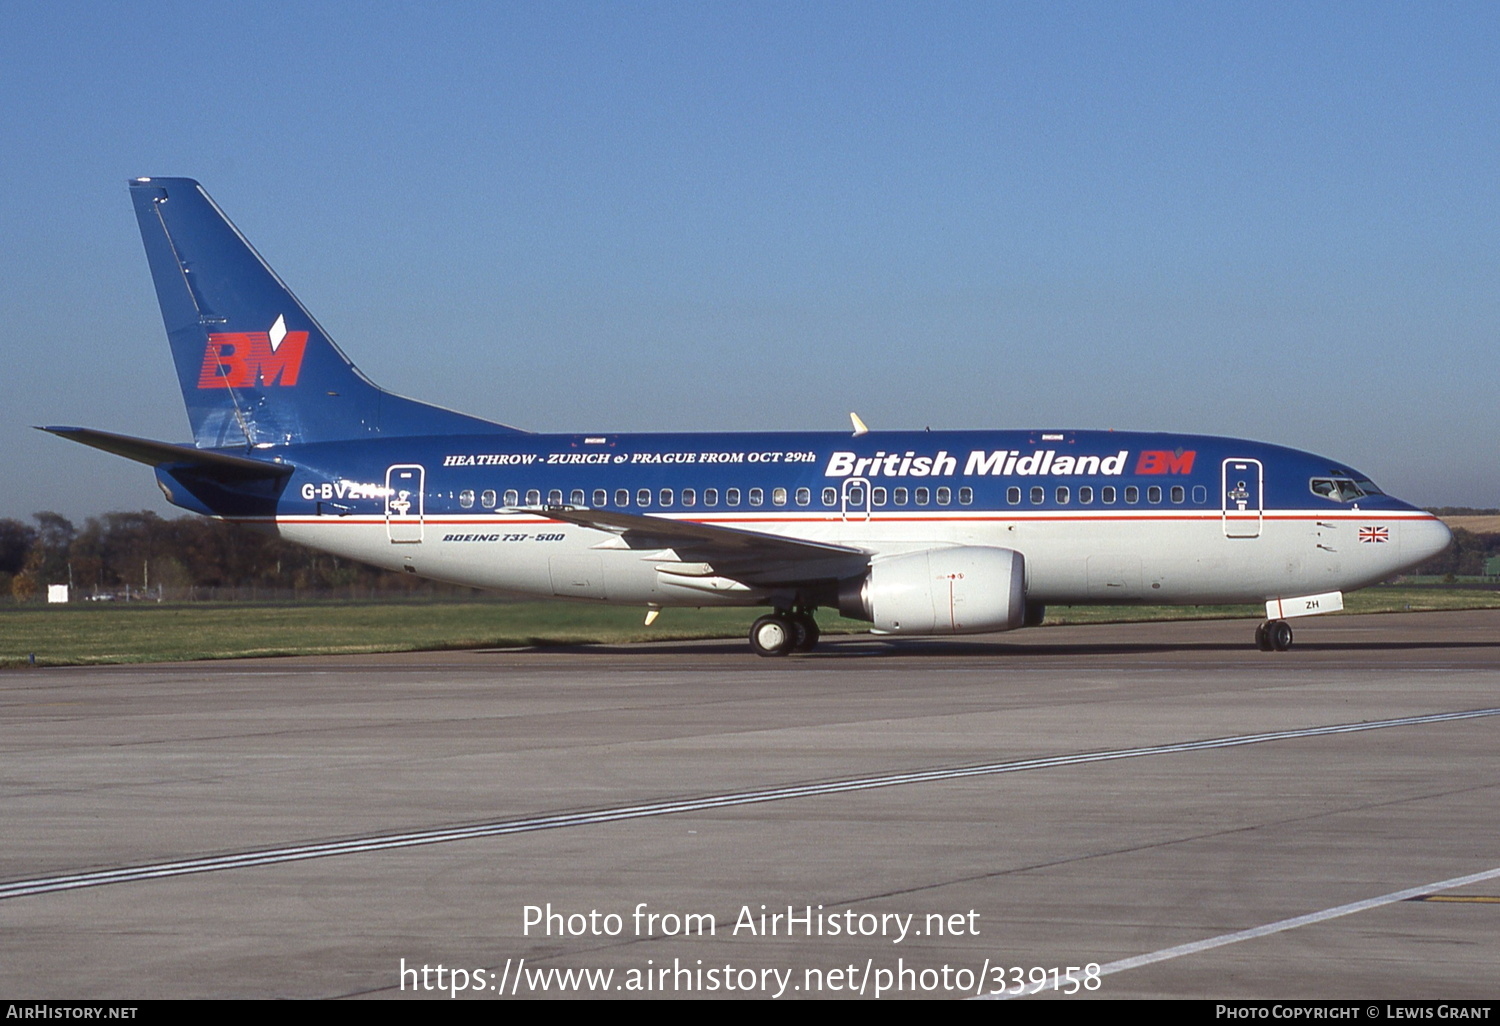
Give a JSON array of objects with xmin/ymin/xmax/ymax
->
[{"xmin": 1404, "ymin": 514, "xmax": 1453, "ymax": 566}]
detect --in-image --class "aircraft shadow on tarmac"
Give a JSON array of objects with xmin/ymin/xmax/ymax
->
[{"xmin": 465, "ymin": 636, "xmax": 1500, "ymax": 658}]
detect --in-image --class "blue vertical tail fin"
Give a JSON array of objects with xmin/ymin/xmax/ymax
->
[{"xmin": 129, "ymin": 177, "xmax": 522, "ymax": 448}]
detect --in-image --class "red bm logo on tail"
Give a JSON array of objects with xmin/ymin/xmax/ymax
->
[{"xmin": 197, "ymin": 314, "xmax": 307, "ymax": 389}]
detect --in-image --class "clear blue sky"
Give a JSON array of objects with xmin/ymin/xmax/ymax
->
[{"xmin": 3, "ymin": 1, "xmax": 1496, "ymax": 522}]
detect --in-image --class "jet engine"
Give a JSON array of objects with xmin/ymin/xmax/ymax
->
[{"xmin": 837, "ymin": 546, "xmax": 1026, "ymax": 635}]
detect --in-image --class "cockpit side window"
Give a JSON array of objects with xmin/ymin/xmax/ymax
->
[{"xmin": 1310, "ymin": 476, "xmax": 1382, "ymax": 502}]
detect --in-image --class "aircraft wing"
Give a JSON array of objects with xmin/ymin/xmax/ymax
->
[{"xmin": 540, "ymin": 505, "xmax": 869, "ymax": 583}]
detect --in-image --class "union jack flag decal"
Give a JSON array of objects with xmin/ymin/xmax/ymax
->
[{"xmin": 1359, "ymin": 526, "xmax": 1390, "ymax": 543}]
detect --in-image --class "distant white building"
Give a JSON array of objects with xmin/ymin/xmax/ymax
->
[{"xmin": 47, "ymin": 585, "xmax": 68, "ymax": 603}]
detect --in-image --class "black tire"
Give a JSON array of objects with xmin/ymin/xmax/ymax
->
[
  {"xmin": 1255, "ymin": 621, "xmax": 1273, "ymax": 651},
  {"xmin": 1269, "ymin": 620, "xmax": 1294, "ymax": 652},
  {"xmin": 750, "ymin": 614, "xmax": 794, "ymax": 657},
  {"xmin": 791, "ymin": 613, "xmax": 820, "ymax": 653}
]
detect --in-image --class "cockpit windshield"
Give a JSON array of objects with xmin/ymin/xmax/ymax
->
[{"xmin": 1309, "ymin": 476, "xmax": 1383, "ymax": 503}]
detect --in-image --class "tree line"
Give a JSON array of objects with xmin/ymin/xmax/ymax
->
[
  {"xmin": 0, "ymin": 511, "xmax": 482, "ymax": 602},
  {"xmin": 1422, "ymin": 509, "xmax": 1500, "ymax": 579},
  {"xmin": 1415, "ymin": 528, "xmax": 1500, "ymax": 578},
  {"xmin": 1, "ymin": 508, "xmax": 1496, "ymax": 604}
]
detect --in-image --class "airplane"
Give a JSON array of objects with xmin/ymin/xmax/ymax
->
[{"xmin": 45, "ymin": 177, "xmax": 1452, "ymax": 656}]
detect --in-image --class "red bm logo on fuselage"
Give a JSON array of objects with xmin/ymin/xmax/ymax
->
[
  {"xmin": 1134, "ymin": 450, "xmax": 1196, "ymax": 474},
  {"xmin": 197, "ymin": 321, "xmax": 308, "ymax": 389}
]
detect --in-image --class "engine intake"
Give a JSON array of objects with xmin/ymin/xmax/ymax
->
[{"xmin": 838, "ymin": 546, "xmax": 1026, "ymax": 635}]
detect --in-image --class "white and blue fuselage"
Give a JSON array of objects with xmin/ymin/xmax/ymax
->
[{"xmin": 162, "ymin": 428, "xmax": 1448, "ymax": 614}]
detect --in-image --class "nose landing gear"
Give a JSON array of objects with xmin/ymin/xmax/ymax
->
[{"xmin": 1255, "ymin": 619, "xmax": 1294, "ymax": 652}]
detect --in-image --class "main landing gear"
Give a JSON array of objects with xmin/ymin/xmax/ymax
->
[
  {"xmin": 1255, "ymin": 619, "xmax": 1294, "ymax": 652},
  {"xmin": 749, "ymin": 609, "xmax": 821, "ymax": 657}
]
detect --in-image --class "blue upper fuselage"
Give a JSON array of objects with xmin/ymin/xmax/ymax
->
[{"xmin": 154, "ymin": 428, "xmax": 1422, "ymax": 521}]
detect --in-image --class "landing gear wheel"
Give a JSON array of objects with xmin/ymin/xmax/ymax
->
[
  {"xmin": 790, "ymin": 612, "xmax": 820, "ymax": 653},
  {"xmin": 750, "ymin": 613, "xmax": 795, "ymax": 657},
  {"xmin": 1268, "ymin": 619, "xmax": 1293, "ymax": 652},
  {"xmin": 1255, "ymin": 621, "xmax": 1273, "ymax": 651}
]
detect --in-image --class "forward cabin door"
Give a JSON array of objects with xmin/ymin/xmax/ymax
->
[
  {"xmin": 385, "ymin": 464, "xmax": 425, "ymax": 543},
  {"xmin": 1221, "ymin": 458, "xmax": 1264, "ymax": 539}
]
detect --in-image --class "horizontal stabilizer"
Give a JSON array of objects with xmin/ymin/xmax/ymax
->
[{"xmin": 39, "ymin": 426, "xmax": 293, "ymax": 479}]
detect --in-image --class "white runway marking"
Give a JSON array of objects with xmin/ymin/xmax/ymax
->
[
  {"xmin": 982, "ymin": 865, "xmax": 1500, "ymax": 998},
  {"xmin": 2, "ymin": 706, "xmax": 1496, "ymax": 901},
  {"xmin": 1103, "ymin": 866, "xmax": 1500, "ymax": 974}
]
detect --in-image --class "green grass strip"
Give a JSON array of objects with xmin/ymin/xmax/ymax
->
[{"xmin": 1, "ymin": 586, "xmax": 1496, "ymax": 668}]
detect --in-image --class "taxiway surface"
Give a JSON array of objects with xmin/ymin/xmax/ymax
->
[{"xmin": 2, "ymin": 610, "xmax": 1498, "ymax": 1000}]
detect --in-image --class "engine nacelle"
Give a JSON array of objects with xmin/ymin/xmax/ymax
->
[{"xmin": 838, "ymin": 546, "xmax": 1026, "ymax": 635}]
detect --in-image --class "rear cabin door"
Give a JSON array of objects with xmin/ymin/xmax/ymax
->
[{"xmin": 385, "ymin": 464, "xmax": 425, "ymax": 543}]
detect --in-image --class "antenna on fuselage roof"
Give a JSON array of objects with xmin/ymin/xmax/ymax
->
[{"xmin": 850, "ymin": 412, "xmax": 869, "ymax": 437}]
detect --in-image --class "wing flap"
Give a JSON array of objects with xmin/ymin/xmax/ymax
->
[{"xmin": 542, "ymin": 505, "xmax": 868, "ymax": 581}]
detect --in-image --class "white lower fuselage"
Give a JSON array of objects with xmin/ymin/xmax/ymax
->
[{"xmin": 269, "ymin": 507, "xmax": 1445, "ymax": 609}]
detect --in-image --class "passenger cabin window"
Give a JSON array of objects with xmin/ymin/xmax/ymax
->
[
  {"xmin": 847, "ymin": 485, "xmax": 865, "ymax": 506},
  {"xmin": 1102, "ymin": 486, "xmax": 1116, "ymax": 504},
  {"xmin": 592, "ymin": 489, "xmax": 607, "ymax": 507},
  {"xmin": 936, "ymin": 486, "xmax": 951, "ymax": 505},
  {"xmin": 615, "ymin": 488, "xmax": 629, "ymax": 507},
  {"xmin": 894, "ymin": 487, "xmax": 909, "ymax": 505},
  {"xmin": 704, "ymin": 488, "xmax": 719, "ymax": 505},
  {"xmin": 481, "ymin": 489, "xmax": 497, "ymax": 509},
  {"xmin": 749, "ymin": 488, "xmax": 764, "ymax": 507},
  {"xmin": 548, "ymin": 489, "xmax": 563, "ymax": 505},
  {"xmin": 822, "ymin": 487, "xmax": 837, "ymax": 506},
  {"xmin": 726, "ymin": 488, "xmax": 741, "ymax": 506},
  {"xmin": 914, "ymin": 487, "xmax": 929, "ymax": 505},
  {"xmin": 525, "ymin": 489, "xmax": 541, "ymax": 506},
  {"xmin": 772, "ymin": 487, "xmax": 787, "ymax": 507},
  {"xmin": 1030, "ymin": 486, "xmax": 1044, "ymax": 504},
  {"xmin": 1171, "ymin": 485, "xmax": 1185, "ymax": 504},
  {"xmin": 959, "ymin": 487, "xmax": 973, "ymax": 505},
  {"xmin": 796, "ymin": 487, "xmax": 811, "ymax": 506},
  {"xmin": 1125, "ymin": 486, "xmax": 1139, "ymax": 504},
  {"xmin": 570, "ymin": 489, "xmax": 585, "ymax": 505},
  {"xmin": 637, "ymin": 488, "xmax": 651, "ymax": 507},
  {"xmin": 1007, "ymin": 486, "xmax": 1021, "ymax": 505},
  {"xmin": 459, "ymin": 489, "xmax": 475, "ymax": 509},
  {"xmin": 1148, "ymin": 485, "xmax": 1162, "ymax": 504},
  {"xmin": 682, "ymin": 488, "xmax": 696, "ymax": 507},
  {"xmin": 504, "ymin": 489, "xmax": 519, "ymax": 507},
  {"xmin": 659, "ymin": 488, "xmax": 673, "ymax": 507},
  {"xmin": 870, "ymin": 486, "xmax": 886, "ymax": 506},
  {"xmin": 1078, "ymin": 486, "xmax": 1093, "ymax": 504},
  {"xmin": 1055, "ymin": 486, "xmax": 1069, "ymax": 505}
]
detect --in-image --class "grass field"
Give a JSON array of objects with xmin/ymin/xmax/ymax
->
[
  {"xmin": 0, "ymin": 601, "xmax": 862, "ymax": 667},
  {"xmin": 1440, "ymin": 515, "xmax": 1500, "ymax": 534},
  {"xmin": 2, "ymin": 586, "xmax": 1497, "ymax": 668},
  {"xmin": 1042, "ymin": 585, "xmax": 1500, "ymax": 625}
]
